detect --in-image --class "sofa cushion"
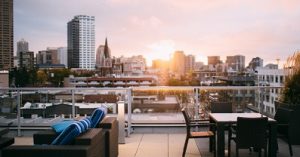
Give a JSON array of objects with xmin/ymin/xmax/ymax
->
[{"xmin": 90, "ymin": 107, "xmax": 107, "ymax": 128}]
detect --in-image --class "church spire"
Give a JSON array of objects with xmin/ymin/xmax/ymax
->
[{"xmin": 104, "ymin": 37, "xmax": 109, "ymax": 58}]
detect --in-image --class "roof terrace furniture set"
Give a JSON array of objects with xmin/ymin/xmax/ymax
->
[
  {"xmin": 2, "ymin": 115, "xmax": 119, "ymax": 157},
  {"xmin": 209, "ymin": 113, "xmax": 277, "ymax": 157}
]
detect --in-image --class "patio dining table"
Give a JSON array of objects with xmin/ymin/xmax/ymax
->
[{"xmin": 209, "ymin": 113, "xmax": 277, "ymax": 157}]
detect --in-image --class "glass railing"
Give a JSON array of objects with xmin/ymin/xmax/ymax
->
[{"xmin": 0, "ymin": 86, "xmax": 283, "ymax": 138}]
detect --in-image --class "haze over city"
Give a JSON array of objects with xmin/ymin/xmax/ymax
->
[{"xmin": 15, "ymin": 0, "xmax": 300, "ymax": 66}]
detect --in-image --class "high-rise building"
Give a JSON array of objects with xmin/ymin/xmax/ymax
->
[
  {"xmin": 0, "ymin": 0, "xmax": 13, "ymax": 70},
  {"xmin": 207, "ymin": 56, "xmax": 221, "ymax": 66},
  {"xmin": 19, "ymin": 51, "xmax": 34, "ymax": 69},
  {"xmin": 171, "ymin": 51, "xmax": 186, "ymax": 77},
  {"xmin": 248, "ymin": 57, "xmax": 263, "ymax": 71},
  {"xmin": 68, "ymin": 15, "xmax": 95, "ymax": 70},
  {"xmin": 17, "ymin": 39, "xmax": 29, "ymax": 58},
  {"xmin": 226, "ymin": 55, "xmax": 245, "ymax": 72},
  {"xmin": 185, "ymin": 55, "xmax": 195, "ymax": 73}
]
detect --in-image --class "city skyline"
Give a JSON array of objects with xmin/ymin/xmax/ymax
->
[{"xmin": 14, "ymin": 0, "xmax": 300, "ymax": 66}]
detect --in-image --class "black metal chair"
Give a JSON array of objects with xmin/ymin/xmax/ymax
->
[
  {"xmin": 228, "ymin": 117, "xmax": 268, "ymax": 157},
  {"xmin": 181, "ymin": 107, "xmax": 215, "ymax": 157},
  {"xmin": 274, "ymin": 107, "xmax": 293, "ymax": 156},
  {"xmin": 211, "ymin": 102, "xmax": 232, "ymax": 113}
]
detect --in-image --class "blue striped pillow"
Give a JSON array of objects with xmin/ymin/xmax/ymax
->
[
  {"xmin": 51, "ymin": 120, "xmax": 76, "ymax": 133},
  {"xmin": 90, "ymin": 107, "xmax": 107, "ymax": 128},
  {"xmin": 51, "ymin": 118, "xmax": 92, "ymax": 145}
]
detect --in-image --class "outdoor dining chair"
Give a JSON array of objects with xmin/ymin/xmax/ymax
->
[
  {"xmin": 181, "ymin": 107, "xmax": 215, "ymax": 157},
  {"xmin": 210, "ymin": 102, "xmax": 232, "ymax": 113},
  {"xmin": 228, "ymin": 117, "xmax": 268, "ymax": 157},
  {"xmin": 274, "ymin": 107, "xmax": 293, "ymax": 156}
]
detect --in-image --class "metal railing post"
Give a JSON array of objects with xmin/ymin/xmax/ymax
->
[
  {"xmin": 17, "ymin": 90, "xmax": 21, "ymax": 136},
  {"xmin": 72, "ymin": 89, "xmax": 75, "ymax": 118},
  {"xmin": 194, "ymin": 87, "xmax": 199, "ymax": 119},
  {"xmin": 117, "ymin": 101, "xmax": 125, "ymax": 144},
  {"xmin": 127, "ymin": 88, "xmax": 132, "ymax": 136}
]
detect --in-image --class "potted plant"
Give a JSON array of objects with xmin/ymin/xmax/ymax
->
[{"xmin": 276, "ymin": 51, "xmax": 300, "ymax": 144}]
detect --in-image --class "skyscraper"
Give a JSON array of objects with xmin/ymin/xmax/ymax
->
[
  {"xmin": 68, "ymin": 15, "xmax": 95, "ymax": 70},
  {"xmin": 0, "ymin": 0, "xmax": 13, "ymax": 70},
  {"xmin": 19, "ymin": 51, "xmax": 34, "ymax": 69},
  {"xmin": 17, "ymin": 39, "xmax": 29, "ymax": 58},
  {"xmin": 226, "ymin": 55, "xmax": 245, "ymax": 72},
  {"xmin": 171, "ymin": 51, "xmax": 186, "ymax": 77},
  {"xmin": 185, "ymin": 54, "xmax": 195, "ymax": 73}
]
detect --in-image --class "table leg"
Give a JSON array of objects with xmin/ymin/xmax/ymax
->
[
  {"xmin": 216, "ymin": 123, "xmax": 225, "ymax": 157},
  {"xmin": 269, "ymin": 123, "xmax": 277, "ymax": 157}
]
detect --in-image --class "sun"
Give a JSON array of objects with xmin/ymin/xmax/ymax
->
[{"xmin": 145, "ymin": 40, "xmax": 175, "ymax": 65}]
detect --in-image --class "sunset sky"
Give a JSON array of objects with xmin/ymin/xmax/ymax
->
[{"xmin": 14, "ymin": 0, "xmax": 300, "ymax": 66}]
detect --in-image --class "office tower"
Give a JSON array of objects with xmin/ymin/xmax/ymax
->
[
  {"xmin": 207, "ymin": 56, "xmax": 221, "ymax": 66},
  {"xmin": 17, "ymin": 39, "xmax": 29, "ymax": 58},
  {"xmin": 226, "ymin": 55, "xmax": 245, "ymax": 72},
  {"xmin": 68, "ymin": 15, "xmax": 95, "ymax": 69},
  {"xmin": 171, "ymin": 51, "xmax": 186, "ymax": 76},
  {"xmin": 57, "ymin": 47, "xmax": 68, "ymax": 67},
  {"xmin": 0, "ymin": 0, "xmax": 13, "ymax": 70},
  {"xmin": 185, "ymin": 55, "xmax": 195, "ymax": 73},
  {"xmin": 248, "ymin": 57, "xmax": 263, "ymax": 71},
  {"xmin": 19, "ymin": 51, "xmax": 34, "ymax": 69}
]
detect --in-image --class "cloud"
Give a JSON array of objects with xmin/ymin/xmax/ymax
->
[
  {"xmin": 130, "ymin": 16, "xmax": 163, "ymax": 28},
  {"xmin": 14, "ymin": 0, "xmax": 300, "ymax": 66}
]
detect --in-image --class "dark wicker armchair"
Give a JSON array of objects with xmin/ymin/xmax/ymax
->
[
  {"xmin": 181, "ymin": 107, "xmax": 215, "ymax": 157},
  {"xmin": 228, "ymin": 117, "xmax": 268, "ymax": 157}
]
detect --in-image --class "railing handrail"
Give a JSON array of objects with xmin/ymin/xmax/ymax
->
[{"xmin": 1, "ymin": 86, "xmax": 284, "ymax": 91}]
